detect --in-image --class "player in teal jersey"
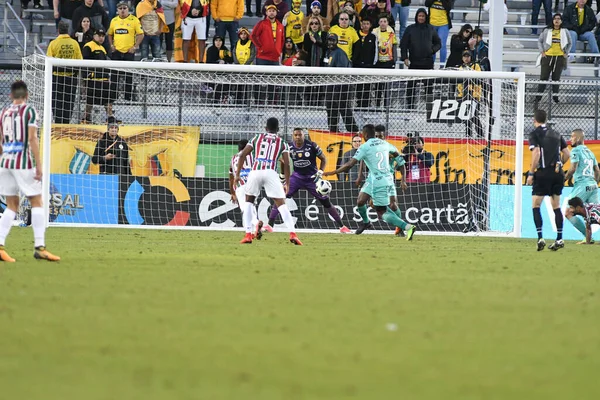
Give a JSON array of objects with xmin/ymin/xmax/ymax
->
[
  {"xmin": 324, "ymin": 124, "xmax": 416, "ymax": 239},
  {"xmin": 564, "ymin": 129, "xmax": 600, "ymax": 243},
  {"xmin": 567, "ymin": 196, "xmax": 600, "ymax": 244}
]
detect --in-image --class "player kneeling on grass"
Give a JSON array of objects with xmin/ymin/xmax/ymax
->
[
  {"xmin": 563, "ymin": 129, "xmax": 600, "ymax": 244},
  {"xmin": 235, "ymin": 117, "xmax": 302, "ymax": 245},
  {"xmin": 567, "ymin": 196, "xmax": 600, "ymax": 244},
  {"xmin": 268, "ymin": 128, "xmax": 351, "ymax": 233},
  {"xmin": 324, "ymin": 124, "xmax": 416, "ymax": 239},
  {"xmin": 0, "ymin": 81, "xmax": 60, "ymax": 262}
]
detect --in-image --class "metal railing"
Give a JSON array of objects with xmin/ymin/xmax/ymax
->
[{"xmin": 2, "ymin": 1, "xmax": 27, "ymax": 56}]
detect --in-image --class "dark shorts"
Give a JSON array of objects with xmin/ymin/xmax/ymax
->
[
  {"xmin": 532, "ymin": 169, "xmax": 564, "ymax": 197},
  {"xmin": 287, "ymin": 172, "xmax": 327, "ymax": 200}
]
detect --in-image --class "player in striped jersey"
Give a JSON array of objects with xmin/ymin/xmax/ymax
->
[
  {"xmin": 567, "ymin": 197, "xmax": 600, "ymax": 245},
  {"xmin": 0, "ymin": 81, "xmax": 60, "ymax": 262},
  {"xmin": 234, "ymin": 117, "xmax": 302, "ymax": 245}
]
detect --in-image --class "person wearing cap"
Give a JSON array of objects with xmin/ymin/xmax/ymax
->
[
  {"xmin": 108, "ymin": 2, "xmax": 144, "ymax": 100},
  {"xmin": 327, "ymin": 11, "xmax": 359, "ymax": 60},
  {"xmin": 71, "ymin": 0, "xmax": 109, "ymax": 36},
  {"xmin": 181, "ymin": 0, "xmax": 210, "ymax": 63},
  {"xmin": 136, "ymin": 0, "xmax": 170, "ymax": 61},
  {"xmin": 233, "ymin": 27, "xmax": 256, "ymax": 65},
  {"xmin": 211, "ymin": 0, "xmax": 244, "ymax": 50},
  {"xmin": 47, "ymin": 21, "xmax": 83, "ymax": 124},
  {"xmin": 251, "ymin": 4, "xmax": 284, "ymax": 65},
  {"xmin": 262, "ymin": 0, "xmax": 289, "ymax": 22},
  {"xmin": 283, "ymin": 0, "xmax": 304, "ymax": 46},
  {"xmin": 324, "ymin": 33, "xmax": 358, "ymax": 133},
  {"xmin": 82, "ymin": 29, "xmax": 117, "ymax": 124},
  {"xmin": 457, "ymin": 50, "xmax": 485, "ymax": 137},
  {"xmin": 302, "ymin": 1, "xmax": 326, "ymax": 33},
  {"xmin": 92, "ymin": 117, "xmax": 131, "ymax": 175}
]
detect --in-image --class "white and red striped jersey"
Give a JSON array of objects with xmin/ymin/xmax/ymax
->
[
  {"xmin": 585, "ymin": 203, "xmax": 600, "ymax": 226},
  {"xmin": 230, "ymin": 151, "xmax": 254, "ymax": 190},
  {"xmin": 248, "ymin": 133, "xmax": 289, "ymax": 171},
  {"xmin": 0, "ymin": 103, "xmax": 38, "ymax": 170}
]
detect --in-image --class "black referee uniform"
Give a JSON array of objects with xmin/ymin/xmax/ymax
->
[{"xmin": 529, "ymin": 125, "xmax": 568, "ymax": 197}]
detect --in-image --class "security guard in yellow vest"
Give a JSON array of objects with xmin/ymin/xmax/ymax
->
[{"xmin": 46, "ymin": 20, "xmax": 83, "ymax": 124}]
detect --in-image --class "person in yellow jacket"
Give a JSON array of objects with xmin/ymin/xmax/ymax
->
[
  {"xmin": 211, "ymin": 0, "xmax": 244, "ymax": 50},
  {"xmin": 233, "ymin": 27, "xmax": 255, "ymax": 104},
  {"xmin": 457, "ymin": 50, "xmax": 486, "ymax": 137},
  {"xmin": 46, "ymin": 21, "xmax": 83, "ymax": 124},
  {"xmin": 283, "ymin": 0, "xmax": 304, "ymax": 46}
]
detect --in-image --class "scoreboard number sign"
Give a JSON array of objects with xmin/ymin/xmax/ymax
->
[{"xmin": 426, "ymin": 99, "xmax": 478, "ymax": 123}]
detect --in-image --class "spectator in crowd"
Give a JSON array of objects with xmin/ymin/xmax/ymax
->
[
  {"xmin": 282, "ymin": 38, "xmax": 298, "ymax": 63},
  {"xmin": 535, "ymin": 13, "xmax": 571, "ymax": 106},
  {"xmin": 136, "ymin": 0, "xmax": 169, "ymax": 60},
  {"xmin": 105, "ymin": 0, "xmax": 117, "ymax": 21},
  {"xmin": 533, "ymin": 0, "xmax": 553, "ymax": 35},
  {"xmin": 327, "ymin": 0, "xmax": 343, "ymax": 21},
  {"xmin": 71, "ymin": 0, "xmax": 109, "ymax": 35},
  {"xmin": 302, "ymin": 16, "xmax": 328, "ymax": 66},
  {"xmin": 246, "ymin": 0, "xmax": 262, "ymax": 17},
  {"xmin": 233, "ymin": 27, "xmax": 256, "ymax": 64},
  {"xmin": 556, "ymin": 0, "xmax": 600, "ymax": 14},
  {"xmin": 562, "ymin": 0, "xmax": 598, "ymax": 62},
  {"xmin": 353, "ymin": 17, "xmax": 377, "ymax": 108},
  {"xmin": 402, "ymin": 134, "xmax": 434, "ymax": 183},
  {"xmin": 401, "ymin": 8, "xmax": 440, "ymax": 109},
  {"xmin": 53, "ymin": 0, "xmax": 83, "ymax": 34},
  {"xmin": 471, "ymin": 28, "xmax": 490, "ymax": 71},
  {"xmin": 457, "ymin": 50, "xmax": 485, "ymax": 137},
  {"xmin": 373, "ymin": 13, "xmax": 396, "ymax": 107},
  {"xmin": 359, "ymin": 0, "xmax": 380, "ymax": 27},
  {"xmin": 330, "ymin": 1, "xmax": 360, "ymax": 30},
  {"xmin": 262, "ymin": 0, "xmax": 289, "ymax": 22},
  {"xmin": 205, "ymin": 35, "xmax": 233, "ymax": 63},
  {"xmin": 282, "ymin": 49, "xmax": 308, "ymax": 65},
  {"xmin": 81, "ymin": 28, "xmax": 117, "ymax": 124},
  {"xmin": 108, "ymin": 2, "xmax": 143, "ymax": 100},
  {"xmin": 425, "ymin": 0, "xmax": 452, "ymax": 66},
  {"xmin": 445, "ymin": 23, "xmax": 474, "ymax": 68},
  {"xmin": 181, "ymin": 0, "xmax": 210, "ymax": 63},
  {"xmin": 251, "ymin": 4, "xmax": 284, "ymax": 65},
  {"xmin": 339, "ymin": 134, "xmax": 362, "ymax": 182},
  {"xmin": 212, "ymin": 0, "xmax": 244, "ymax": 50},
  {"xmin": 328, "ymin": 11, "xmax": 359, "ymax": 60},
  {"xmin": 161, "ymin": 0, "xmax": 178, "ymax": 61},
  {"xmin": 47, "ymin": 21, "xmax": 83, "ymax": 124},
  {"xmin": 283, "ymin": 0, "xmax": 305, "ymax": 46},
  {"xmin": 92, "ymin": 116, "xmax": 131, "ymax": 176},
  {"xmin": 324, "ymin": 33, "xmax": 359, "ymax": 133},
  {"xmin": 73, "ymin": 16, "xmax": 94, "ymax": 51},
  {"xmin": 303, "ymin": 1, "xmax": 327, "ymax": 32},
  {"xmin": 391, "ymin": 0, "xmax": 410, "ymax": 40}
]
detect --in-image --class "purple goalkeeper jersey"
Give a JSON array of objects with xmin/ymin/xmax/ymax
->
[{"xmin": 289, "ymin": 139, "xmax": 322, "ymax": 176}]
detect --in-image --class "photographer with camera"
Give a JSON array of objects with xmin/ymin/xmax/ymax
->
[{"xmin": 402, "ymin": 133, "xmax": 434, "ymax": 183}]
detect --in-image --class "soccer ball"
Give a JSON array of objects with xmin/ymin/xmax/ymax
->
[{"xmin": 316, "ymin": 179, "xmax": 332, "ymax": 196}]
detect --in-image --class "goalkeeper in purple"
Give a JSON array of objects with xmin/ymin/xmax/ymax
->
[{"xmin": 267, "ymin": 128, "xmax": 351, "ymax": 233}]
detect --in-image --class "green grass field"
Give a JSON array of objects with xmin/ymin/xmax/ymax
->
[{"xmin": 1, "ymin": 228, "xmax": 600, "ymax": 400}]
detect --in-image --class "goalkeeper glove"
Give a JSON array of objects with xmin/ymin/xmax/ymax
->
[
  {"xmin": 311, "ymin": 170, "xmax": 324, "ymax": 182},
  {"xmin": 279, "ymin": 173, "xmax": 286, "ymax": 183}
]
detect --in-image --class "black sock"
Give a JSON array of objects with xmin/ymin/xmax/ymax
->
[
  {"xmin": 533, "ymin": 207, "xmax": 543, "ymax": 239},
  {"xmin": 267, "ymin": 218, "xmax": 275, "ymax": 227},
  {"xmin": 554, "ymin": 208, "xmax": 563, "ymax": 240}
]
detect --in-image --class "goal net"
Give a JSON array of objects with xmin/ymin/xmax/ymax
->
[{"xmin": 22, "ymin": 54, "xmax": 525, "ymax": 236}]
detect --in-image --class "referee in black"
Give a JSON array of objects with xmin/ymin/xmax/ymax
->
[{"xmin": 526, "ymin": 110, "xmax": 570, "ymax": 251}]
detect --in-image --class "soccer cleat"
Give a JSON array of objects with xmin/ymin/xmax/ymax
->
[
  {"xmin": 537, "ymin": 238, "xmax": 546, "ymax": 251},
  {"xmin": 339, "ymin": 226, "xmax": 352, "ymax": 234},
  {"xmin": 262, "ymin": 224, "xmax": 273, "ymax": 233},
  {"xmin": 394, "ymin": 227, "xmax": 405, "ymax": 237},
  {"xmin": 240, "ymin": 233, "xmax": 253, "ymax": 244},
  {"xmin": 0, "ymin": 246, "xmax": 16, "ymax": 262},
  {"xmin": 255, "ymin": 221, "xmax": 264, "ymax": 240},
  {"xmin": 406, "ymin": 224, "xmax": 416, "ymax": 241},
  {"xmin": 33, "ymin": 247, "xmax": 61, "ymax": 261},
  {"xmin": 289, "ymin": 233, "xmax": 303, "ymax": 246},
  {"xmin": 355, "ymin": 222, "xmax": 373, "ymax": 235},
  {"xmin": 548, "ymin": 239, "xmax": 564, "ymax": 251}
]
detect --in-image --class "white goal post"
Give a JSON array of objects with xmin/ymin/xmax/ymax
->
[{"xmin": 20, "ymin": 54, "xmax": 525, "ymax": 236}]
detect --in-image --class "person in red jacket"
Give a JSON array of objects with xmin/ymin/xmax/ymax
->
[{"xmin": 251, "ymin": 4, "xmax": 284, "ymax": 65}]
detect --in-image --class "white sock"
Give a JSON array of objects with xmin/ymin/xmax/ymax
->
[
  {"xmin": 0, "ymin": 208, "xmax": 16, "ymax": 246},
  {"xmin": 243, "ymin": 202, "xmax": 255, "ymax": 233},
  {"xmin": 278, "ymin": 204, "xmax": 295, "ymax": 233},
  {"xmin": 250, "ymin": 206, "xmax": 258, "ymax": 227},
  {"xmin": 31, "ymin": 207, "xmax": 46, "ymax": 248}
]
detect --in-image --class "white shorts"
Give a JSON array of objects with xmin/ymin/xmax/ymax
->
[
  {"xmin": 245, "ymin": 169, "xmax": 286, "ymax": 199},
  {"xmin": 235, "ymin": 185, "xmax": 247, "ymax": 208},
  {"xmin": 182, "ymin": 17, "xmax": 207, "ymax": 41},
  {"xmin": 0, "ymin": 168, "xmax": 42, "ymax": 197}
]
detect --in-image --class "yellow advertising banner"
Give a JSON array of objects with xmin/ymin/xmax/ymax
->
[
  {"xmin": 50, "ymin": 125, "xmax": 200, "ymax": 177},
  {"xmin": 308, "ymin": 130, "xmax": 600, "ymax": 185}
]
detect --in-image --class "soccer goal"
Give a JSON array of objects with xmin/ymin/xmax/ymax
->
[{"xmin": 21, "ymin": 54, "xmax": 525, "ymax": 236}]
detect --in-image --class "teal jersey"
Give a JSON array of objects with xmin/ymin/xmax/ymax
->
[
  {"xmin": 353, "ymin": 138, "xmax": 399, "ymax": 183},
  {"xmin": 570, "ymin": 144, "xmax": 598, "ymax": 187},
  {"xmin": 389, "ymin": 152, "xmax": 405, "ymax": 174}
]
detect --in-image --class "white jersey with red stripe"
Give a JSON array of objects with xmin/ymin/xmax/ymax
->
[
  {"xmin": 248, "ymin": 132, "xmax": 289, "ymax": 171},
  {"xmin": 0, "ymin": 102, "xmax": 38, "ymax": 170},
  {"xmin": 585, "ymin": 203, "xmax": 600, "ymax": 226},
  {"xmin": 230, "ymin": 151, "xmax": 254, "ymax": 190}
]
